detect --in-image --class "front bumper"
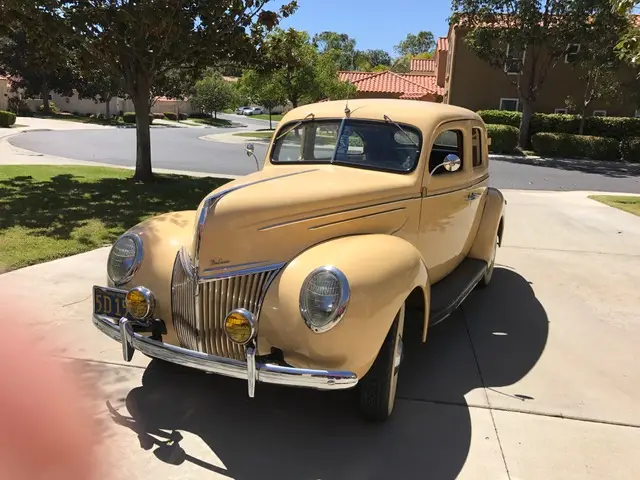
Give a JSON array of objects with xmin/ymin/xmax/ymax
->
[{"xmin": 92, "ymin": 314, "xmax": 358, "ymax": 397}]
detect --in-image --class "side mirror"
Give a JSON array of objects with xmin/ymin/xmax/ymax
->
[
  {"xmin": 443, "ymin": 153, "xmax": 462, "ymax": 172},
  {"xmin": 245, "ymin": 143, "xmax": 255, "ymax": 157}
]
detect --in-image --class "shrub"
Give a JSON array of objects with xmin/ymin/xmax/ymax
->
[
  {"xmin": 189, "ymin": 112, "xmax": 210, "ymax": 119},
  {"xmin": 37, "ymin": 100, "xmax": 59, "ymax": 115},
  {"xmin": 152, "ymin": 112, "xmax": 166, "ymax": 120},
  {"xmin": 7, "ymin": 97, "xmax": 31, "ymax": 116},
  {"xmin": 486, "ymin": 124, "xmax": 519, "ymax": 154},
  {"xmin": 619, "ymin": 137, "xmax": 640, "ymax": 163},
  {"xmin": 164, "ymin": 112, "xmax": 178, "ymax": 121},
  {"xmin": 123, "ymin": 112, "xmax": 154, "ymax": 124},
  {"xmin": 478, "ymin": 110, "xmax": 521, "ymax": 128},
  {"xmin": 0, "ymin": 110, "xmax": 17, "ymax": 127},
  {"xmin": 480, "ymin": 109, "xmax": 640, "ymax": 140},
  {"xmin": 178, "ymin": 113, "xmax": 188, "ymax": 121},
  {"xmin": 531, "ymin": 133, "xmax": 620, "ymax": 161}
]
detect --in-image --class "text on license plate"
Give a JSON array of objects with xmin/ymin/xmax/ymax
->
[{"xmin": 93, "ymin": 286, "xmax": 128, "ymax": 318}]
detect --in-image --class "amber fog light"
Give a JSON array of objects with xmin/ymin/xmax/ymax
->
[
  {"xmin": 224, "ymin": 308, "xmax": 256, "ymax": 345},
  {"xmin": 125, "ymin": 287, "xmax": 155, "ymax": 320}
]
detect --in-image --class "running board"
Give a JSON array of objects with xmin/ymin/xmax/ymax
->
[{"xmin": 429, "ymin": 258, "xmax": 488, "ymax": 327}]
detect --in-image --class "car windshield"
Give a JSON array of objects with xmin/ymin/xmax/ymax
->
[{"xmin": 270, "ymin": 119, "xmax": 422, "ymax": 173}]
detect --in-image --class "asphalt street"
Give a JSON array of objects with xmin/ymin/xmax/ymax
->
[{"xmin": 9, "ymin": 120, "xmax": 640, "ymax": 192}]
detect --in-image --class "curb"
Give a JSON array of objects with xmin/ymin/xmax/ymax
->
[{"xmin": 490, "ymin": 153, "xmax": 640, "ymax": 174}]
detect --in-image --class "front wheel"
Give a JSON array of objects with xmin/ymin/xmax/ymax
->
[{"xmin": 358, "ymin": 303, "xmax": 405, "ymax": 422}]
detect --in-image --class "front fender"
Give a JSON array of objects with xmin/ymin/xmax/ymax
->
[
  {"xmin": 468, "ymin": 187, "xmax": 506, "ymax": 263},
  {"xmin": 257, "ymin": 234, "xmax": 428, "ymax": 379},
  {"xmin": 109, "ymin": 210, "xmax": 196, "ymax": 345}
]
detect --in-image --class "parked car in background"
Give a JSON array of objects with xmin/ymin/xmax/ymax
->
[
  {"xmin": 91, "ymin": 98, "xmax": 506, "ymax": 422},
  {"xmin": 235, "ymin": 106, "xmax": 250, "ymax": 115},
  {"xmin": 243, "ymin": 106, "xmax": 264, "ymax": 115}
]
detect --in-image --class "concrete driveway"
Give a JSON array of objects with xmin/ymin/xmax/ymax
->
[{"xmin": 1, "ymin": 188, "xmax": 639, "ymax": 479}]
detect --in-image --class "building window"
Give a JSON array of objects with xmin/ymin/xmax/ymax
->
[
  {"xmin": 554, "ymin": 108, "xmax": 568, "ymax": 114},
  {"xmin": 504, "ymin": 43, "xmax": 525, "ymax": 75},
  {"xmin": 565, "ymin": 44, "xmax": 581, "ymax": 63},
  {"xmin": 472, "ymin": 128, "xmax": 483, "ymax": 167},
  {"xmin": 500, "ymin": 98, "xmax": 519, "ymax": 111},
  {"xmin": 593, "ymin": 110, "xmax": 607, "ymax": 117}
]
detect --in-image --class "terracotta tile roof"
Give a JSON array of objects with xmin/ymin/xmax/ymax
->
[
  {"xmin": 410, "ymin": 58, "xmax": 436, "ymax": 72},
  {"xmin": 338, "ymin": 70, "xmax": 443, "ymax": 99},
  {"xmin": 338, "ymin": 71, "xmax": 380, "ymax": 83},
  {"xmin": 437, "ymin": 37, "xmax": 449, "ymax": 52}
]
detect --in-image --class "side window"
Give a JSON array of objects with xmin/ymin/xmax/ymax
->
[
  {"xmin": 429, "ymin": 129, "xmax": 463, "ymax": 175},
  {"xmin": 472, "ymin": 128, "xmax": 483, "ymax": 167}
]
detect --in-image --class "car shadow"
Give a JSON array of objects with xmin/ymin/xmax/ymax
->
[
  {"xmin": 108, "ymin": 267, "xmax": 548, "ymax": 479},
  {"xmin": 492, "ymin": 154, "xmax": 640, "ymax": 178}
]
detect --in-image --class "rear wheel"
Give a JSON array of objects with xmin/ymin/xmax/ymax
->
[
  {"xmin": 358, "ymin": 303, "xmax": 405, "ymax": 422},
  {"xmin": 478, "ymin": 235, "xmax": 498, "ymax": 288}
]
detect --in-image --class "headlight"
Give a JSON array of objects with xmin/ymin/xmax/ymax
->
[
  {"xmin": 107, "ymin": 233, "xmax": 143, "ymax": 286},
  {"xmin": 299, "ymin": 266, "xmax": 350, "ymax": 333}
]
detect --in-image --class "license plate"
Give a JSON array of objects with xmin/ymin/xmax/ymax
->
[{"xmin": 93, "ymin": 286, "xmax": 128, "ymax": 319}]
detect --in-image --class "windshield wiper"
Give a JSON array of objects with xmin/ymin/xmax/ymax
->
[
  {"xmin": 275, "ymin": 112, "xmax": 315, "ymax": 141},
  {"xmin": 383, "ymin": 114, "xmax": 419, "ymax": 148}
]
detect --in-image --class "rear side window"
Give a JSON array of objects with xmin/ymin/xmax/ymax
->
[{"xmin": 472, "ymin": 128, "xmax": 483, "ymax": 167}]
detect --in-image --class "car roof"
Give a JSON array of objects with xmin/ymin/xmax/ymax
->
[{"xmin": 280, "ymin": 98, "xmax": 483, "ymax": 134}]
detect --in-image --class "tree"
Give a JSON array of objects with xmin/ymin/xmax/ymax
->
[
  {"xmin": 261, "ymin": 28, "xmax": 319, "ymax": 108},
  {"xmin": 361, "ymin": 49, "xmax": 393, "ymax": 69},
  {"xmin": 615, "ymin": 0, "xmax": 640, "ymax": 65},
  {"xmin": 191, "ymin": 72, "xmax": 235, "ymax": 119},
  {"xmin": 450, "ymin": 0, "xmax": 628, "ymax": 147},
  {"xmin": 73, "ymin": 62, "xmax": 124, "ymax": 120},
  {"xmin": 394, "ymin": 31, "xmax": 436, "ymax": 56},
  {"xmin": 312, "ymin": 31, "xmax": 357, "ymax": 70},
  {"xmin": 390, "ymin": 55, "xmax": 412, "ymax": 73},
  {"xmin": 2, "ymin": 0, "xmax": 297, "ymax": 182},
  {"xmin": 238, "ymin": 70, "xmax": 286, "ymax": 129},
  {"xmin": 0, "ymin": 29, "xmax": 76, "ymax": 114},
  {"xmin": 564, "ymin": 8, "xmax": 630, "ymax": 133}
]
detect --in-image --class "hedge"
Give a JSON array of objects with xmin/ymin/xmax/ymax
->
[
  {"xmin": 123, "ymin": 112, "xmax": 154, "ymax": 124},
  {"xmin": 0, "ymin": 110, "xmax": 17, "ymax": 127},
  {"xmin": 178, "ymin": 113, "xmax": 188, "ymax": 121},
  {"xmin": 619, "ymin": 137, "xmax": 640, "ymax": 163},
  {"xmin": 486, "ymin": 124, "xmax": 519, "ymax": 154},
  {"xmin": 152, "ymin": 112, "xmax": 165, "ymax": 120},
  {"xmin": 478, "ymin": 110, "xmax": 640, "ymax": 140},
  {"xmin": 531, "ymin": 133, "xmax": 620, "ymax": 161},
  {"xmin": 164, "ymin": 112, "xmax": 178, "ymax": 121}
]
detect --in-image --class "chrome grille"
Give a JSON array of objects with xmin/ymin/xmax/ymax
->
[{"xmin": 171, "ymin": 252, "xmax": 282, "ymax": 360}]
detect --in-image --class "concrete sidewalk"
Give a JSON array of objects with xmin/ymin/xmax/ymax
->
[{"xmin": 0, "ymin": 189, "xmax": 639, "ymax": 479}]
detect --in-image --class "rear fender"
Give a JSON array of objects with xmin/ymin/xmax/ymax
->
[
  {"xmin": 468, "ymin": 187, "xmax": 506, "ymax": 263},
  {"xmin": 258, "ymin": 234, "xmax": 429, "ymax": 379}
]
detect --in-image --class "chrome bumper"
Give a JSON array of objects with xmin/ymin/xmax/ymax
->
[{"xmin": 92, "ymin": 314, "xmax": 358, "ymax": 396}]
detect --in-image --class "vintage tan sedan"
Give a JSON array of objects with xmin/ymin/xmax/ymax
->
[{"xmin": 92, "ymin": 98, "xmax": 506, "ymax": 421}]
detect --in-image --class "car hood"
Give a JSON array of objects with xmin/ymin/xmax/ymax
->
[{"xmin": 190, "ymin": 165, "xmax": 418, "ymax": 277}]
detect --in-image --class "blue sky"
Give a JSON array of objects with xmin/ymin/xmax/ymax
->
[{"xmin": 274, "ymin": 0, "xmax": 453, "ymax": 54}]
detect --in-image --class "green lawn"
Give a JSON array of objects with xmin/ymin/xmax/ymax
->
[
  {"xmin": 188, "ymin": 117, "xmax": 232, "ymax": 127},
  {"xmin": 233, "ymin": 131, "xmax": 275, "ymax": 139},
  {"xmin": 0, "ymin": 166, "xmax": 231, "ymax": 273},
  {"xmin": 589, "ymin": 195, "xmax": 640, "ymax": 216},
  {"xmin": 251, "ymin": 113, "xmax": 283, "ymax": 122}
]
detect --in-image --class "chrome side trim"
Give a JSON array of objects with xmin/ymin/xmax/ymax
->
[
  {"xmin": 309, "ymin": 207, "xmax": 406, "ymax": 231},
  {"xmin": 193, "ymin": 169, "xmax": 319, "ymax": 278},
  {"xmin": 258, "ymin": 195, "xmax": 420, "ymax": 231},
  {"xmin": 92, "ymin": 314, "xmax": 358, "ymax": 392}
]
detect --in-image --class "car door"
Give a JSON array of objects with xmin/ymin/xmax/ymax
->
[{"xmin": 418, "ymin": 120, "xmax": 474, "ymax": 284}]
